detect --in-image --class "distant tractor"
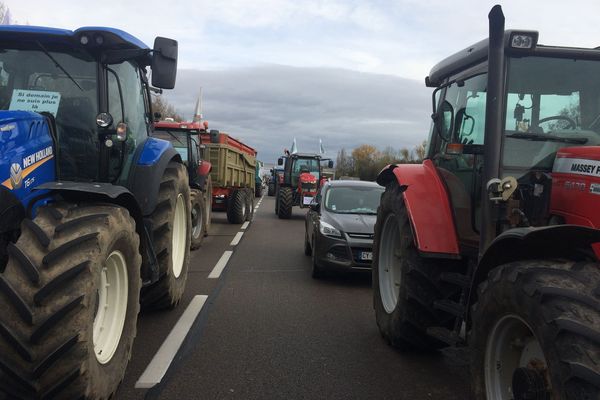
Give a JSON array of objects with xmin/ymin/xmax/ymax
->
[
  {"xmin": 276, "ymin": 153, "xmax": 333, "ymax": 219},
  {"xmin": 201, "ymin": 129, "xmax": 257, "ymax": 224},
  {"xmin": 373, "ymin": 6, "xmax": 600, "ymax": 399},
  {"xmin": 268, "ymin": 166, "xmax": 284, "ymax": 196},
  {"xmin": 0, "ymin": 26, "xmax": 191, "ymax": 399},
  {"xmin": 153, "ymin": 119, "xmax": 213, "ymax": 249}
]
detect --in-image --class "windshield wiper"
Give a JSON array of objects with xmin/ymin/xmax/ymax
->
[
  {"xmin": 35, "ymin": 41, "xmax": 83, "ymax": 91},
  {"xmin": 506, "ymin": 132, "xmax": 587, "ymax": 144},
  {"xmin": 161, "ymin": 130, "xmax": 184, "ymax": 146}
]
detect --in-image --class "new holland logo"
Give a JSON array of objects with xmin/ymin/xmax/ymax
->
[{"xmin": 10, "ymin": 163, "xmax": 23, "ymax": 189}]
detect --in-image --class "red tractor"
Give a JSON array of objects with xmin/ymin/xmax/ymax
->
[
  {"xmin": 153, "ymin": 119, "xmax": 213, "ymax": 249},
  {"xmin": 276, "ymin": 153, "xmax": 333, "ymax": 219},
  {"xmin": 373, "ymin": 6, "xmax": 600, "ymax": 399}
]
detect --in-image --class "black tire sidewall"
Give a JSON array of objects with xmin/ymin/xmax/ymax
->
[{"xmin": 190, "ymin": 189, "xmax": 206, "ymax": 250}]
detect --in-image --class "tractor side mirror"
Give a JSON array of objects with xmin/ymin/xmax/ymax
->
[
  {"xmin": 278, "ymin": 158, "xmax": 283, "ymax": 166},
  {"xmin": 152, "ymin": 37, "xmax": 178, "ymax": 89},
  {"xmin": 433, "ymin": 100, "xmax": 454, "ymax": 142},
  {"xmin": 328, "ymin": 160, "xmax": 334, "ymax": 168}
]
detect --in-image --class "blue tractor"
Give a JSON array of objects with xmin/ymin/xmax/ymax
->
[{"xmin": 0, "ymin": 26, "xmax": 191, "ymax": 399}]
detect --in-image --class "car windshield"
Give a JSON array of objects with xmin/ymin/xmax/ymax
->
[
  {"xmin": 0, "ymin": 45, "xmax": 99, "ymax": 179},
  {"xmin": 324, "ymin": 185, "xmax": 384, "ymax": 214},
  {"xmin": 502, "ymin": 56, "xmax": 600, "ymax": 177}
]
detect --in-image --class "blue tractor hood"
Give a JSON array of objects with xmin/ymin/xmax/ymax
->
[{"xmin": 0, "ymin": 110, "xmax": 55, "ymax": 206}]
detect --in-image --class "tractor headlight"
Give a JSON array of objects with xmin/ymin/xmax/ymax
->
[{"xmin": 319, "ymin": 221, "xmax": 341, "ymax": 238}]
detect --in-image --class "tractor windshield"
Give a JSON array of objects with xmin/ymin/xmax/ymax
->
[
  {"xmin": 153, "ymin": 130, "xmax": 188, "ymax": 160},
  {"xmin": 291, "ymin": 157, "xmax": 320, "ymax": 185},
  {"xmin": 0, "ymin": 45, "xmax": 99, "ymax": 180},
  {"xmin": 502, "ymin": 56, "xmax": 600, "ymax": 178}
]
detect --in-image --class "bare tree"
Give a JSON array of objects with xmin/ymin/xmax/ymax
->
[
  {"xmin": 414, "ymin": 140, "xmax": 427, "ymax": 161},
  {"xmin": 151, "ymin": 95, "xmax": 183, "ymax": 121}
]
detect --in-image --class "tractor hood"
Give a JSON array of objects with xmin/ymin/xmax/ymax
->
[{"xmin": 0, "ymin": 110, "xmax": 55, "ymax": 202}]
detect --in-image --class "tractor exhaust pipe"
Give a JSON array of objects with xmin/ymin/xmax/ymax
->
[{"xmin": 480, "ymin": 4, "xmax": 505, "ymax": 258}]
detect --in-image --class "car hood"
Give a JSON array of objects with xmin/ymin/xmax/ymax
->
[{"xmin": 324, "ymin": 212, "xmax": 377, "ymax": 234}]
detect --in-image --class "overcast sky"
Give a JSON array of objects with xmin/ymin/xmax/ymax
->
[{"xmin": 8, "ymin": 0, "xmax": 600, "ymax": 161}]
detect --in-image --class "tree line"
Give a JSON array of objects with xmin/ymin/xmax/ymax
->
[{"xmin": 335, "ymin": 141, "xmax": 426, "ymax": 181}]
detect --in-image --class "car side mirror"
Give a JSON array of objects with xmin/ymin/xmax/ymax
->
[
  {"xmin": 151, "ymin": 37, "xmax": 178, "ymax": 89},
  {"xmin": 309, "ymin": 202, "xmax": 320, "ymax": 212},
  {"xmin": 277, "ymin": 157, "xmax": 283, "ymax": 166}
]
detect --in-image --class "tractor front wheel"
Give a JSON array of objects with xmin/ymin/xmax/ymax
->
[
  {"xmin": 470, "ymin": 259, "xmax": 600, "ymax": 400},
  {"xmin": 190, "ymin": 189, "xmax": 206, "ymax": 250},
  {"xmin": 141, "ymin": 162, "xmax": 191, "ymax": 309},
  {"xmin": 0, "ymin": 203, "xmax": 141, "ymax": 399},
  {"xmin": 203, "ymin": 176, "xmax": 213, "ymax": 236},
  {"xmin": 277, "ymin": 187, "xmax": 293, "ymax": 219},
  {"xmin": 372, "ymin": 181, "xmax": 458, "ymax": 350}
]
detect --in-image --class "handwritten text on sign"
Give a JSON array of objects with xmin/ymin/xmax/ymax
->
[{"xmin": 9, "ymin": 89, "xmax": 61, "ymax": 116}]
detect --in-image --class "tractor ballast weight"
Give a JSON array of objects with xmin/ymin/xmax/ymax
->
[
  {"xmin": 0, "ymin": 26, "xmax": 192, "ymax": 399},
  {"xmin": 373, "ymin": 5, "xmax": 600, "ymax": 399},
  {"xmin": 276, "ymin": 153, "xmax": 333, "ymax": 219}
]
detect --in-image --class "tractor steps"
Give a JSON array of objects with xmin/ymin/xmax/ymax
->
[
  {"xmin": 439, "ymin": 272, "xmax": 470, "ymax": 288},
  {"xmin": 426, "ymin": 326, "xmax": 464, "ymax": 346},
  {"xmin": 433, "ymin": 299, "xmax": 464, "ymax": 318}
]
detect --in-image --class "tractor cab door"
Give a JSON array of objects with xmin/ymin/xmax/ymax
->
[{"xmin": 432, "ymin": 72, "xmax": 487, "ymax": 249}]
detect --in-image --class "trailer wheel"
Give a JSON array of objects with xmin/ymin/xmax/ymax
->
[
  {"xmin": 470, "ymin": 259, "xmax": 600, "ymax": 400},
  {"xmin": 268, "ymin": 183, "xmax": 275, "ymax": 196},
  {"xmin": 0, "ymin": 203, "xmax": 141, "ymax": 400},
  {"xmin": 142, "ymin": 162, "xmax": 191, "ymax": 309},
  {"xmin": 203, "ymin": 176, "xmax": 213, "ymax": 236},
  {"xmin": 372, "ymin": 181, "xmax": 458, "ymax": 350},
  {"xmin": 245, "ymin": 188, "xmax": 254, "ymax": 221},
  {"xmin": 190, "ymin": 189, "xmax": 206, "ymax": 250},
  {"xmin": 277, "ymin": 187, "xmax": 293, "ymax": 219},
  {"xmin": 226, "ymin": 189, "xmax": 246, "ymax": 224}
]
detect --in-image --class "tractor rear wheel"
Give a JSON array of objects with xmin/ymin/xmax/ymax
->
[
  {"xmin": 226, "ymin": 189, "xmax": 246, "ymax": 224},
  {"xmin": 203, "ymin": 176, "xmax": 213, "ymax": 236},
  {"xmin": 190, "ymin": 189, "xmax": 206, "ymax": 250},
  {"xmin": 277, "ymin": 187, "xmax": 293, "ymax": 219},
  {"xmin": 268, "ymin": 183, "xmax": 275, "ymax": 196},
  {"xmin": 0, "ymin": 202, "xmax": 141, "ymax": 400},
  {"xmin": 470, "ymin": 259, "xmax": 600, "ymax": 400},
  {"xmin": 372, "ymin": 181, "xmax": 458, "ymax": 350},
  {"xmin": 141, "ymin": 162, "xmax": 191, "ymax": 310}
]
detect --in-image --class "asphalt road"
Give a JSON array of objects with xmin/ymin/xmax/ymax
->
[{"xmin": 117, "ymin": 194, "xmax": 470, "ymax": 399}]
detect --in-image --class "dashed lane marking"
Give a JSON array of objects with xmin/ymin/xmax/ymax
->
[
  {"xmin": 230, "ymin": 231, "xmax": 244, "ymax": 246},
  {"xmin": 241, "ymin": 221, "xmax": 250, "ymax": 230},
  {"xmin": 135, "ymin": 295, "xmax": 209, "ymax": 389},
  {"xmin": 208, "ymin": 250, "xmax": 233, "ymax": 279}
]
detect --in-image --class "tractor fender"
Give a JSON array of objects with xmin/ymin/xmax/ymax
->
[
  {"xmin": 128, "ymin": 137, "xmax": 182, "ymax": 216},
  {"xmin": 468, "ymin": 224, "xmax": 600, "ymax": 308},
  {"xmin": 197, "ymin": 160, "xmax": 212, "ymax": 192},
  {"xmin": 35, "ymin": 181, "xmax": 160, "ymax": 285},
  {"xmin": 376, "ymin": 160, "xmax": 460, "ymax": 256}
]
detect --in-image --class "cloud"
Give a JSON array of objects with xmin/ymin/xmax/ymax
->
[{"xmin": 162, "ymin": 65, "xmax": 431, "ymax": 162}]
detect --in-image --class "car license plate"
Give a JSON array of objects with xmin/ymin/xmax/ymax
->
[
  {"xmin": 303, "ymin": 196, "xmax": 313, "ymax": 205},
  {"xmin": 359, "ymin": 251, "xmax": 373, "ymax": 261}
]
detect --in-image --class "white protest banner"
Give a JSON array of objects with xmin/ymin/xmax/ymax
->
[{"xmin": 9, "ymin": 89, "xmax": 61, "ymax": 116}]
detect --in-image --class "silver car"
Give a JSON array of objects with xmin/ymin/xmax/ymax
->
[{"xmin": 304, "ymin": 180, "xmax": 384, "ymax": 278}]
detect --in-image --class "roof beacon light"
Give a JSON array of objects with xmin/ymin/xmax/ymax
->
[{"xmin": 511, "ymin": 33, "xmax": 535, "ymax": 49}]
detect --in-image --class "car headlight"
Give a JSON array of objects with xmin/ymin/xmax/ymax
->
[{"xmin": 319, "ymin": 220, "xmax": 342, "ymax": 238}]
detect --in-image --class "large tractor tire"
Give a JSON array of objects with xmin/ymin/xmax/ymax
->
[
  {"xmin": 203, "ymin": 176, "xmax": 213, "ymax": 236},
  {"xmin": 470, "ymin": 259, "xmax": 600, "ymax": 400},
  {"xmin": 226, "ymin": 189, "xmax": 246, "ymax": 224},
  {"xmin": 277, "ymin": 187, "xmax": 293, "ymax": 219},
  {"xmin": 372, "ymin": 181, "xmax": 459, "ymax": 350},
  {"xmin": 190, "ymin": 189, "xmax": 206, "ymax": 250},
  {"xmin": 141, "ymin": 162, "xmax": 191, "ymax": 310},
  {"xmin": 245, "ymin": 188, "xmax": 254, "ymax": 221},
  {"xmin": 0, "ymin": 202, "xmax": 141, "ymax": 400}
]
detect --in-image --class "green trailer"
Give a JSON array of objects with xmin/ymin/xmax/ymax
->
[{"xmin": 201, "ymin": 130, "xmax": 257, "ymax": 224}]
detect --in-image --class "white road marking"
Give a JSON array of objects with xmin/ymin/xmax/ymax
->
[
  {"xmin": 208, "ymin": 251, "xmax": 233, "ymax": 279},
  {"xmin": 135, "ymin": 295, "xmax": 208, "ymax": 389},
  {"xmin": 241, "ymin": 221, "xmax": 250, "ymax": 230},
  {"xmin": 230, "ymin": 231, "xmax": 244, "ymax": 246}
]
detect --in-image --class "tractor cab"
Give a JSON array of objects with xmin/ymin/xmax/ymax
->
[{"xmin": 153, "ymin": 119, "xmax": 211, "ymax": 190}]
